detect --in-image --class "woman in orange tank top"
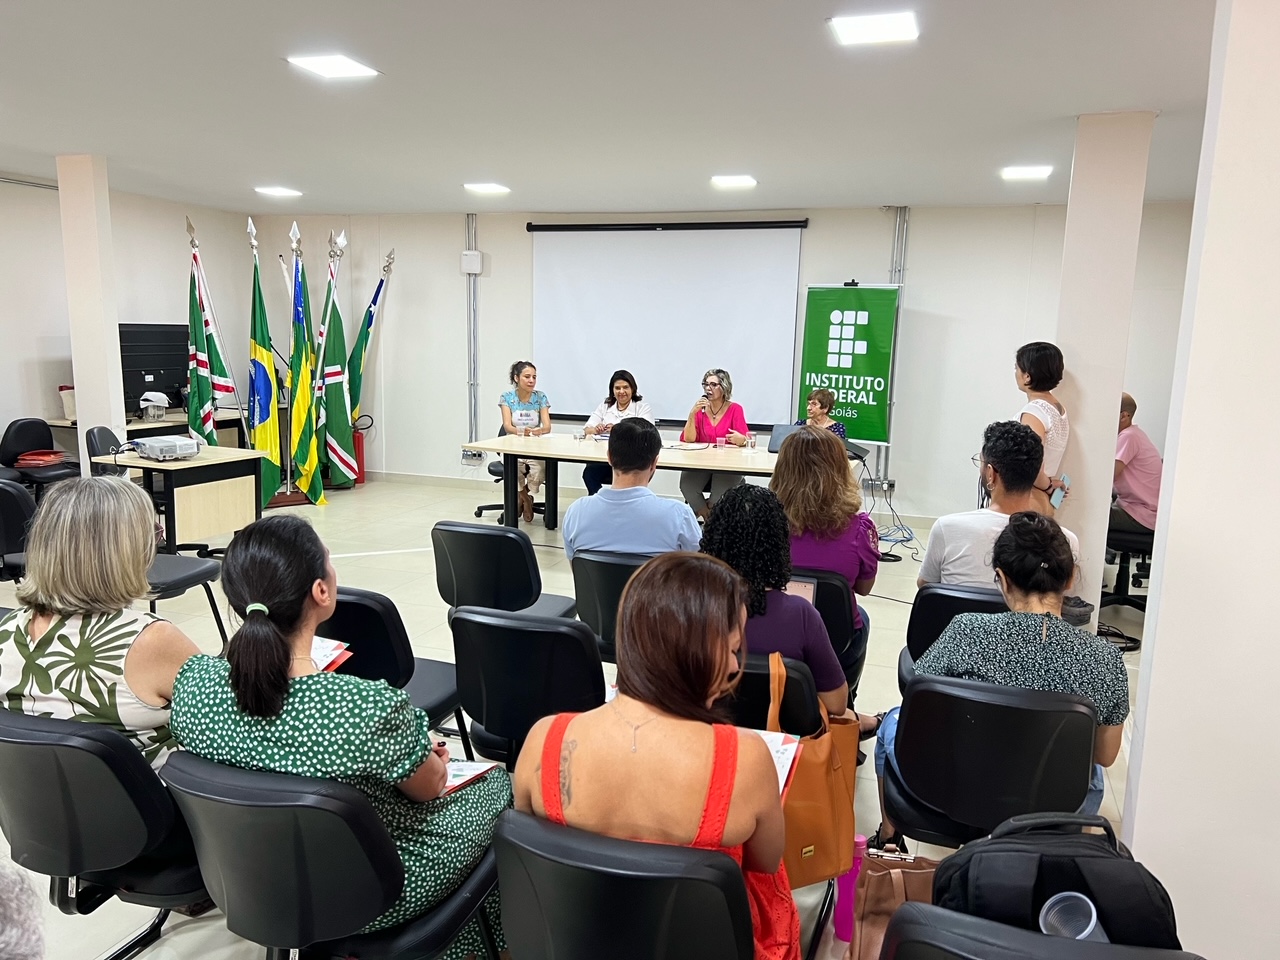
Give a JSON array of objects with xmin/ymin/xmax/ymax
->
[{"xmin": 514, "ymin": 552, "xmax": 801, "ymax": 959}]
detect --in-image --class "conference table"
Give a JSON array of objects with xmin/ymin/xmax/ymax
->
[
  {"xmin": 461, "ymin": 433, "xmax": 777, "ymax": 530},
  {"xmin": 92, "ymin": 446, "xmax": 265, "ymax": 552}
]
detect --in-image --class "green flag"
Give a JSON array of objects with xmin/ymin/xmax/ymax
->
[
  {"xmin": 248, "ymin": 253, "xmax": 282, "ymax": 508},
  {"xmin": 289, "ymin": 254, "xmax": 325, "ymax": 505},
  {"xmin": 187, "ymin": 258, "xmax": 217, "ymax": 445},
  {"xmin": 348, "ymin": 272, "xmax": 387, "ymax": 420},
  {"xmin": 319, "ymin": 294, "xmax": 358, "ymax": 486}
]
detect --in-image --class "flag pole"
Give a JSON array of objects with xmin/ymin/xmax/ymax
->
[{"xmin": 186, "ymin": 217, "xmax": 251, "ymax": 444}]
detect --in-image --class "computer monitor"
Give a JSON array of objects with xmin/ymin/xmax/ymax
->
[{"xmin": 119, "ymin": 323, "xmax": 188, "ymax": 416}]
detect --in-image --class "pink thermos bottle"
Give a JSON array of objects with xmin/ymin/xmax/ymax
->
[{"xmin": 834, "ymin": 834, "xmax": 867, "ymax": 942}]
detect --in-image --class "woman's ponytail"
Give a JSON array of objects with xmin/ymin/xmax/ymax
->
[{"xmin": 221, "ymin": 515, "xmax": 328, "ymax": 719}]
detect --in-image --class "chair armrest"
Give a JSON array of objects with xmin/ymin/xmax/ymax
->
[{"xmin": 897, "ymin": 646, "xmax": 914, "ymax": 696}]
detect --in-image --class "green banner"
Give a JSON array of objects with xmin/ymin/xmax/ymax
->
[{"xmin": 797, "ymin": 285, "xmax": 899, "ymax": 444}]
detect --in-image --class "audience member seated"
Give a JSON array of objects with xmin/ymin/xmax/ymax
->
[
  {"xmin": 514, "ymin": 552, "xmax": 801, "ymax": 959},
  {"xmin": 700, "ymin": 484, "xmax": 850, "ymax": 718},
  {"xmin": 1111, "ymin": 392, "xmax": 1162, "ymax": 535},
  {"xmin": 794, "ymin": 387, "xmax": 847, "ymax": 438},
  {"xmin": 919, "ymin": 420, "xmax": 1080, "ymax": 589},
  {"xmin": 0, "ymin": 477, "xmax": 199, "ymax": 769},
  {"xmin": 870, "ymin": 513, "xmax": 1129, "ymax": 853},
  {"xmin": 770, "ymin": 425, "xmax": 879, "ymax": 674},
  {"xmin": 169, "ymin": 515, "xmax": 511, "ymax": 950},
  {"xmin": 580, "ymin": 369, "xmax": 656, "ymax": 495},
  {"xmin": 561, "ymin": 419, "xmax": 701, "ymax": 560},
  {"xmin": 1015, "ymin": 340, "xmax": 1070, "ymax": 511}
]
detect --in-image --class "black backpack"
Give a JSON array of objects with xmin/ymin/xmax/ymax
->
[{"xmin": 933, "ymin": 813, "xmax": 1181, "ymax": 949}]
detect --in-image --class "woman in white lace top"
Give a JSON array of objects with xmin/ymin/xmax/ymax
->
[{"xmin": 1015, "ymin": 341, "xmax": 1069, "ymax": 512}]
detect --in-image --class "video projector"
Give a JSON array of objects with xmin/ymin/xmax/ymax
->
[{"xmin": 133, "ymin": 436, "xmax": 201, "ymax": 461}]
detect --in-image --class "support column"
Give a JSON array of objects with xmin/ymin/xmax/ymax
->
[
  {"xmin": 1124, "ymin": 1, "xmax": 1280, "ymax": 956},
  {"xmin": 1051, "ymin": 112, "xmax": 1155, "ymax": 610},
  {"xmin": 55, "ymin": 154, "xmax": 125, "ymax": 466}
]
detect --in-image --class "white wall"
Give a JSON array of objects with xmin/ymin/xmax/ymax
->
[{"xmin": 0, "ymin": 191, "xmax": 1189, "ymax": 516}]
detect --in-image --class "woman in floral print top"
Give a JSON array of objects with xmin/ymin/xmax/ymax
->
[{"xmin": 0, "ymin": 477, "xmax": 199, "ymax": 768}]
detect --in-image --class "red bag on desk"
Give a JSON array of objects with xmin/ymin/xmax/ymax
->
[{"xmin": 15, "ymin": 450, "xmax": 66, "ymax": 467}]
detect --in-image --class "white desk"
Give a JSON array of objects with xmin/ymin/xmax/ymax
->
[
  {"xmin": 462, "ymin": 433, "xmax": 776, "ymax": 529},
  {"xmin": 50, "ymin": 408, "xmax": 247, "ymax": 448}
]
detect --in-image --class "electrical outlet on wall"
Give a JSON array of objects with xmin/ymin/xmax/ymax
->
[{"xmin": 461, "ymin": 448, "xmax": 486, "ymax": 467}]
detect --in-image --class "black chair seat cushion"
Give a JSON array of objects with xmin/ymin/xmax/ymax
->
[
  {"xmin": 305, "ymin": 849, "xmax": 498, "ymax": 960},
  {"xmin": 403, "ymin": 658, "xmax": 462, "ymax": 724},
  {"xmin": 883, "ymin": 760, "xmax": 987, "ymax": 848},
  {"xmin": 487, "ymin": 461, "xmax": 503, "ymax": 479},
  {"xmin": 147, "ymin": 554, "xmax": 221, "ymax": 599},
  {"xmin": 1, "ymin": 553, "xmax": 24, "ymax": 581},
  {"xmin": 17, "ymin": 463, "xmax": 81, "ymax": 484},
  {"xmin": 1106, "ymin": 529, "xmax": 1155, "ymax": 555},
  {"xmin": 0, "ymin": 466, "xmax": 20, "ymax": 483},
  {"xmin": 467, "ymin": 722, "xmax": 510, "ymax": 766},
  {"xmin": 81, "ymin": 850, "xmax": 208, "ymax": 908},
  {"xmin": 523, "ymin": 593, "xmax": 576, "ymax": 620}
]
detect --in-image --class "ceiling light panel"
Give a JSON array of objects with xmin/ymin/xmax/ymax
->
[
  {"xmin": 464, "ymin": 183, "xmax": 511, "ymax": 194},
  {"xmin": 829, "ymin": 12, "xmax": 919, "ymax": 46},
  {"xmin": 1000, "ymin": 165, "xmax": 1054, "ymax": 180},
  {"xmin": 711, "ymin": 175, "xmax": 757, "ymax": 189},
  {"xmin": 287, "ymin": 54, "xmax": 378, "ymax": 79},
  {"xmin": 255, "ymin": 186, "xmax": 302, "ymax": 197}
]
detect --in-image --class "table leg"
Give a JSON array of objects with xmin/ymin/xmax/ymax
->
[
  {"xmin": 157, "ymin": 471, "xmax": 178, "ymax": 554},
  {"xmin": 543, "ymin": 459, "xmax": 559, "ymax": 530},
  {"xmin": 502, "ymin": 453, "xmax": 519, "ymax": 528}
]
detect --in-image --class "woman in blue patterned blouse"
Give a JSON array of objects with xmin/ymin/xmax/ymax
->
[{"xmin": 794, "ymin": 388, "xmax": 847, "ymax": 439}]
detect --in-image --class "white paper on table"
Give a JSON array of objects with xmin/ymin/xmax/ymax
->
[{"xmin": 310, "ymin": 636, "xmax": 349, "ymax": 670}]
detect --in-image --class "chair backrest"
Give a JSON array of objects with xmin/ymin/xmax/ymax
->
[
  {"xmin": 85, "ymin": 426, "xmax": 127, "ymax": 476},
  {"xmin": 792, "ymin": 566, "xmax": 857, "ymax": 658},
  {"xmin": 718, "ymin": 654, "xmax": 824, "ymax": 737},
  {"xmin": 0, "ymin": 711, "xmax": 177, "ymax": 877},
  {"xmin": 767, "ymin": 423, "xmax": 801, "ymax": 454},
  {"xmin": 315, "ymin": 586, "xmax": 415, "ymax": 689},
  {"xmin": 0, "ymin": 479, "xmax": 37, "ymax": 556},
  {"xmin": 0, "ymin": 418, "xmax": 55, "ymax": 467},
  {"xmin": 161, "ymin": 751, "xmax": 403, "ymax": 949},
  {"xmin": 882, "ymin": 902, "xmax": 1206, "ymax": 960},
  {"xmin": 896, "ymin": 675, "xmax": 1097, "ymax": 831},
  {"xmin": 432, "ymin": 519, "xmax": 543, "ymax": 610},
  {"xmin": 1106, "ymin": 528, "xmax": 1155, "ymax": 557},
  {"xmin": 906, "ymin": 583, "xmax": 1008, "ymax": 659},
  {"xmin": 495, "ymin": 809, "xmax": 754, "ymax": 960},
  {"xmin": 450, "ymin": 607, "xmax": 605, "ymax": 753},
  {"xmin": 570, "ymin": 550, "xmax": 649, "ymax": 660}
]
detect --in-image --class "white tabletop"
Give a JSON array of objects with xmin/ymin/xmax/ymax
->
[{"xmin": 463, "ymin": 433, "xmax": 777, "ymax": 476}]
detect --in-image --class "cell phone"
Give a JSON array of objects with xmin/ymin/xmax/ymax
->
[{"xmin": 1050, "ymin": 473, "xmax": 1070, "ymax": 509}]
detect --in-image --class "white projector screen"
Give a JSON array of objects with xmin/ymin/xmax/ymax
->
[{"xmin": 531, "ymin": 226, "xmax": 803, "ymax": 424}]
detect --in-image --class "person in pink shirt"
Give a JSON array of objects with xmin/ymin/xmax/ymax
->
[
  {"xmin": 679, "ymin": 367, "xmax": 750, "ymax": 519},
  {"xmin": 1111, "ymin": 392, "xmax": 1163, "ymax": 533}
]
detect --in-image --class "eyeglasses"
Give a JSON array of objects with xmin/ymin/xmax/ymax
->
[
  {"xmin": 702, "ymin": 380, "xmax": 721, "ymax": 388},
  {"xmin": 971, "ymin": 453, "xmax": 983, "ymax": 468}
]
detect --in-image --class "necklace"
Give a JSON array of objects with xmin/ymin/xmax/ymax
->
[
  {"xmin": 291, "ymin": 656, "xmax": 318, "ymax": 670},
  {"xmin": 610, "ymin": 699, "xmax": 661, "ymax": 753},
  {"xmin": 709, "ymin": 400, "xmax": 726, "ymax": 419}
]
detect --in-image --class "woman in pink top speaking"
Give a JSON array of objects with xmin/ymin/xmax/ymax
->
[{"xmin": 679, "ymin": 367, "xmax": 750, "ymax": 520}]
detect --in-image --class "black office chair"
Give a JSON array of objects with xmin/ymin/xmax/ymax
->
[
  {"xmin": 0, "ymin": 478, "xmax": 34, "ymax": 581},
  {"xmin": 495, "ymin": 809, "xmax": 754, "ymax": 960},
  {"xmin": 85, "ymin": 425, "xmax": 128, "ymax": 476},
  {"xmin": 884, "ymin": 676, "xmax": 1097, "ymax": 848},
  {"xmin": 0, "ymin": 712, "xmax": 208, "ymax": 960},
  {"xmin": 161, "ymin": 751, "xmax": 501, "ymax": 960},
  {"xmin": 1102, "ymin": 528, "xmax": 1154, "ymax": 615},
  {"xmin": 316, "ymin": 585, "xmax": 474, "ymax": 760},
  {"xmin": 898, "ymin": 583, "xmax": 1008, "ymax": 692},
  {"xmin": 474, "ymin": 426, "xmax": 545, "ymax": 523},
  {"xmin": 451, "ymin": 606, "xmax": 606, "ymax": 768},
  {"xmin": 0, "ymin": 465, "xmax": 21, "ymax": 483},
  {"xmin": 792, "ymin": 566, "xmax": 869, "ymax": 703},
  {"xmin": 432, "ymin": 520, "xmax": 576, "ymax": 619},
  {"xmin": 718, "ymin": 653, "xmax": 824, "ymax": 737},
  {"xmin": 0, "ymin": 417, "xmax": 81, "ymax": 496},
  {"xmin": 570, "ymin": 550, "xmax": 649, "ymax": 662},
  {"xmin": 881, "ymin": 903, "xmax": 1206, "ymax": 960}
]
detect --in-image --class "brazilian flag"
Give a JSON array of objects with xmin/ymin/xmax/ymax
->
[{"xmin": 248, "ymin": 254, "xmax": 281, "ymax": 508}]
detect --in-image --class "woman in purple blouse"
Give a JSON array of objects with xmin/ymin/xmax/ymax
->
[{"xmin": 771, "ymin": 426, "xmax": 880, "ymax": 705}]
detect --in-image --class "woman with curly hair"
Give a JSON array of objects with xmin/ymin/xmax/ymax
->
[
  {"xmin": 770, "ymin": 426, "xmax": 880, "ymax": 731},
  {"xmin": 700, "ymin": 484, "xmax": 849, "ymax": 717}
]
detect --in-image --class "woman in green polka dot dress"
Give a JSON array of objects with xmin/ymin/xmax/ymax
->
[{"xmin": 169, "ymin": 516, "xmax": 511, "ymax": 957}]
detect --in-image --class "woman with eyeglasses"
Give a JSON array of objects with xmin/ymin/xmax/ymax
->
[{"xmin": 679, "ymin": 367, "xmax": 749, "ymax": 519}]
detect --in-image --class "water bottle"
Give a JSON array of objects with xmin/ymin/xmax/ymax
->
[{"xmin": 834, "ymin": 834, "xmax": 867, "ymax": 942}]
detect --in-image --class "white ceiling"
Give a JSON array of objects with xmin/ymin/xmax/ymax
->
[{"xmin": 0, "ymin": 0, "xmax": 1214, "ymax": 214}]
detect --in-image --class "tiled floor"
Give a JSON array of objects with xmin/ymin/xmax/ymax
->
[{"xmin": 0, "ymin": 476, "xmax": 1145, "ymax": 960}]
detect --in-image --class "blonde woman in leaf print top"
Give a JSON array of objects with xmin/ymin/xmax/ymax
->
[{"xmin": 0, "ymin": 477, "xmax": 200, "ymax": 768}]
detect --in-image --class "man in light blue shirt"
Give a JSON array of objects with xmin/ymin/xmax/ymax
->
[{"xmin": 562, "ymin": 419, "xmax": 702, "ymax": 561}]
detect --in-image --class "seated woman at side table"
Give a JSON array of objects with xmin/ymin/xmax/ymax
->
[
  {"xmin": 679, "ymin": 367, "xmax": 749, "ymax": 520},
  {"xmin": 794, "ymin": 388, "xmax": 847, "ymax": 438},
  {"xmin": 770, "ymin": 426, "xmax": 879, "ymax": 700},
  {"xmin": 514, "ymin": 552, "xmax": 800, "ymax": 959},
  {"xmin": 499, "ymin": 359, "xmax": 552, "ymax": 523},
  {"xmin": 581, "ymin": 369, "xmax": 655, "ymax": 495},
  {"xmin": 170, "ymin": 515, "xmax": 512, "ymax": 952},
  {"xmin": 868, "ymin": 512, "xmax": 1129, "ymax": 854},
  {"xmin": 0, "ymin": 476, "xmax": 199, "ymax": 769}
]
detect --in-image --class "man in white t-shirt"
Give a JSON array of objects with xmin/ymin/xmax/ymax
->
[{"xmin": 919, "ymin": 421, "xmax": 1080, "ymax": 588}]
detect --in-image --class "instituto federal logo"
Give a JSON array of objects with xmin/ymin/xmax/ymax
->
[{"xmin": 826, "ymin": 309, "xmax": 869, "ymax": 368}]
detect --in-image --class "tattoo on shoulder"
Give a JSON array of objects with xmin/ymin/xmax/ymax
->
[{"xmin": 560, "ymin": 738, "xmax": 577, "ymax": 808}]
